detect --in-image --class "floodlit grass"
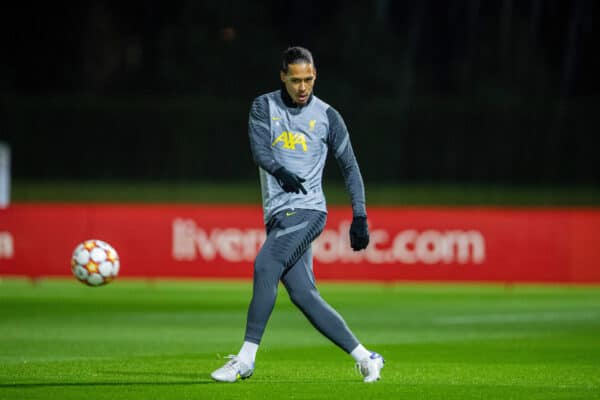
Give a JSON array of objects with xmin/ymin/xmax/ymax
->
[
  {"xmin": 1, "ymin": 278, "xmax": 599, "ymax": 399},
  {"xmin": 11, "ymin": 180, "xmax": 600, "ymax": 205}
]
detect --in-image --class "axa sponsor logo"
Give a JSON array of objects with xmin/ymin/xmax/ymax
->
[
  {"xmin": 172, "ymin": 219, "xmax": 485, "ymax": 265},
  {"xmin": 272, "ymin": 131, "xmax": 308, "ymax": 152}
]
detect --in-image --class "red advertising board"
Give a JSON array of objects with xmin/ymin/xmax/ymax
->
[{"xmin": 1, "ymin": 203, "xmax": 599, "ymax": 283}]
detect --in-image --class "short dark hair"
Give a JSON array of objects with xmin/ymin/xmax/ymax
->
[{"xmin": 281, "ymin": 46, "xmax": 315, "ymax": 73}]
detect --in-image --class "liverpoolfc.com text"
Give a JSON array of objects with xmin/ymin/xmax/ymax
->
[{"xmin": 172, "ymin": 219, "xmax": 485, "ymax": 265}]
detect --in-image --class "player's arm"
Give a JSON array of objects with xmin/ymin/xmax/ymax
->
[
  {"xmin": 326, "ymin": 107, "xmax": 369, "ymax": 251},
  {"xmin": 248, "ymin": 96, "xmax": 307, "ymax": 194},
  {"xmin": 248, "ymin": 96, "xmax": 281, "ymax": 174}
]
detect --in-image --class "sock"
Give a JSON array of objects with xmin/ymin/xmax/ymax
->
[
  {"xmin": 350, "ymin": 344, "xmax": 371, "ymax": 362},
  {"xmin": 237, "ymin": 341, "xmax": 259, "ymax": 366}
]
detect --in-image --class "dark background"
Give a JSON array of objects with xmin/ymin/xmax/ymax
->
[{"xmin": 1, "ymin": 0, "xmax": 598, "ymax": 184}]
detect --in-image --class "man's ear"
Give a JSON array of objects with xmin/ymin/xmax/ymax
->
[{"xmin": 280, "ymin": 71, "xmax": 286, "ymax": 83}]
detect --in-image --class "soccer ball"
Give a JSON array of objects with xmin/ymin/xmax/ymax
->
[{"xmin": 71, "ymin": 239, "xmax": 120, "ymax": 286}]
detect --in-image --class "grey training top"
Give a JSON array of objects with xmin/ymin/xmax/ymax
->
[{"xmin": 248, "ymin": 89, "xmax": 366, "ymax": 224}]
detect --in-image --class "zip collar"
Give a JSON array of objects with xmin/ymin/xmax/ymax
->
[{"xmin": 280, "ymin": 84, "xmax": 314, "ymax": 108}]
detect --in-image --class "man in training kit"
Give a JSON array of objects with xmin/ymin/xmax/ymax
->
[{"xmin": 211, "ymin": 46, "xmax": 384, "ymax": 383}]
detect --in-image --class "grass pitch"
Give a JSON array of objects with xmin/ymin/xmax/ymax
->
[{"xmin": 1, "ymin": 279, "xmax": 599, "ymax": 400}]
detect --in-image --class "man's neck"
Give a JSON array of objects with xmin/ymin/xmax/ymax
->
[{"xmin": 280, "ymin": 85, "xmax": 313, "ymax": 108}]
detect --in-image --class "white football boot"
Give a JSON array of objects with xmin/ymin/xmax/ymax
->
[
  {"xmin": 211, "ymin": 355, "xmax": 254, "ymax": 383},
  {"xmin": 357, "ymin": 352, "xmax": 385, "ymax": 383}
]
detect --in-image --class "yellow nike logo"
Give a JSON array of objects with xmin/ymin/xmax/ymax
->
[
  {"xmin": 272, "ymin": 117, "xmax": 281, "ymax": 120},
  {"xmin": 286, "ymin": 211, "xmax": 297, "ymax": 217}
]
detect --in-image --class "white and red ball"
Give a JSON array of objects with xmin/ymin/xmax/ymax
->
[{"xmin": 71, "ymin": 240, "xmax": 120, "ymax": 286}]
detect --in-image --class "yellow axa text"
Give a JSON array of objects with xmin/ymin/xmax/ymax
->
[{"xmin": 272, "ymin": 131, "xmax": 308, "ymax": 152}]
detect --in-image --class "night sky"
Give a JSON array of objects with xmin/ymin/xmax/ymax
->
[
  {"xmin": 1, "ymin": 1, "xmax": 597, "ymax": 96},
  {"xmin": 1, "ymin": 1, "xmax": 598, "ymax": 183}
]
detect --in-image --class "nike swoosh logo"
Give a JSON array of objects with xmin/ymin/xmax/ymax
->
[
  {"xmin": 286, "ymin": 211, "xmax": 296, "ymax": 217},
  {"xmin": 272, "ymin": 117, "xmax": 281, "ymax": 120}
]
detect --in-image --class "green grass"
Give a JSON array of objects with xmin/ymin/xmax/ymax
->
[
  {"xmin": 1, "ymin": 279, "xmax": 599, "ymax": 399},
  {"xmin": 11, "ymin": 180, "xmax": 600, "ymax": 205}
]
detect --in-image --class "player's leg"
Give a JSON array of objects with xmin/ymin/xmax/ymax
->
[
  {"xmin": 243, "ymin": 209, "xmax": 326, "ymax": 346},
  {"xmin": 281, "ymin": 246, "xmax": 385, "ymax": 382},
  {"xmin": 211, "ymin": 232, "xmax": 284, "ymax": 383},
  {"xmin": 211, "ymin": 209, "xmax": 326, "ymax": 382},
  {"xmin": 281, "ymin": 247, "xmax": 359, "ymax": 352},
  {"xmin": 242, "ymin": 234, "xmax": 285, "ymax": 345}
]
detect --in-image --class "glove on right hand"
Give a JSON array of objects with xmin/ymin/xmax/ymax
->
[{"xmin": 272, "ymin": 167, "xmax": 307, "ymax": 194}]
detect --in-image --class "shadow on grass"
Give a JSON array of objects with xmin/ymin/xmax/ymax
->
[
  {"xmin": 100, "ymin": 370, "xmax": 201, "ymax": 380},
  {"xmin": 0, "ymin": 369, "xmax": 217, "ymax": 389},
  {"xmin": 0, "ymin": 380, "xmax": 212, "ymax": 389}
]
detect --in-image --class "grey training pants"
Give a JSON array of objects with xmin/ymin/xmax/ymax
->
[{"xmin": 244, "ymin": 208, "xmax": 360, "ymax": 353}]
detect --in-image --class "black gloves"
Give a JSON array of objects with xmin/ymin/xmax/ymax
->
[
  {"xmin": 273, "ymin": 167, "xmax": 307, "ymax": 194},
  {"xmin": 350, "ymin": 216, "xmax": 370, "ymax": 251}
]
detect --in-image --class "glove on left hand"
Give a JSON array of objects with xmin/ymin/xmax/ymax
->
[{"xmin": 349, "ymin": 216, "xmax": 369, "ymax": 251}]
